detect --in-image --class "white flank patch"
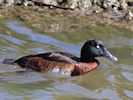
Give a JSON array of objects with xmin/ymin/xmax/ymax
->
[
  {"xmin": 51, "ymin": 68, "xmax": 60, "ymax": 73},
  {"xmin": 60, "ymin": 71, "xmax": 71, "ymax": 76}
]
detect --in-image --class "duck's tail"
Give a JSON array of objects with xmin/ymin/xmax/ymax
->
[{"xmin": 2, "ymin": 58, "xmax": 17, "ymax": 65}]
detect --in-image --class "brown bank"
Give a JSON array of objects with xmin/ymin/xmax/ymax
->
[{"xmin": 0, "ymin": 0, "xmax": 133, "ymax": 32}]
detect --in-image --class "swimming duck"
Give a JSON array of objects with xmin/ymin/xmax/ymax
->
[{"xmin": 3, "ymin": 39, "xmax": 118, "ymax": 76}]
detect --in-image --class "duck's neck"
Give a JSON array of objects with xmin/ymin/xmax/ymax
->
[
  {"xmin": 80, "ymin": 46, "xmax": 95, "ymax": 62},
  {"xmin": 80, "ymin": 54, "xmax": 95, "ymax": 62},
  {"xmin": 80, "ymin": 52, "xmax": 95, "ymax": 62}
]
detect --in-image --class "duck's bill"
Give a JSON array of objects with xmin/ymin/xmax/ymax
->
[{"xmin": 103, "ymin": 48, "xmax": 118, "ymax": 61}]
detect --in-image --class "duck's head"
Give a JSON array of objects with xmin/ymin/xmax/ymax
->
[{"xmin": 81, "ymin": 39, "xmax": 118, "ymax": 62}]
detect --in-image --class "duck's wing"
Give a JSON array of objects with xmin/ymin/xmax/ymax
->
[
  {"xmin": 36, "ymin": 52, "xmax": 78, "ymax": 63},
  {"xmin": 37, "ymin": 52, "xmax": 80, "ymax": 62},
  {"xmin": 15, "ymin": 52, "xmax": 79, "ymax": 68}
]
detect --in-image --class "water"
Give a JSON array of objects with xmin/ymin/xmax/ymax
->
[{"xmin": 0, "ymin": 21, "xmax": 133, "ymax": 100}]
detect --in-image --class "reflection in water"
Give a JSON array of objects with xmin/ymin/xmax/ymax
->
[{"xmin": 0, "ymin": 21, "xmax": 133, "ymax": 100}]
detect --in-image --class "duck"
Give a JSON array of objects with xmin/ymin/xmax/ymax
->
[{"xmin": 3, "ymin": 39, "xmax": 118, "ymax": 76}]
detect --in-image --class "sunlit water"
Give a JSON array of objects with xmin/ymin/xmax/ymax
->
[{"xmin": 0, "ymin": 21, "xmax": 133, "ymax": 100}]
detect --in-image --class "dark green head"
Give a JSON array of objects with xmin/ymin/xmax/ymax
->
[{"xmin": 81, "ymin": 39, "xmax": 118, "ymax": 62}]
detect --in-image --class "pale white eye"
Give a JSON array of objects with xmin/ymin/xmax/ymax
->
[{"xmin": 96, "ymin": 45, "xmax": 100, "ymax": 49}]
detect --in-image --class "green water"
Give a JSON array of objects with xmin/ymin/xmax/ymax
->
[{"xmin": 0, "ymin": 21, "xmax": 133, "ymax": 100}]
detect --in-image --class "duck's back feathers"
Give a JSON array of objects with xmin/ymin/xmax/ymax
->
[
  {"xmin": 36, "ymin": 52, "xmax": 80, "ymax": 63},
  {"xmin": 15, "ymin": 52, "xmax": 78, "ymax": 68}
]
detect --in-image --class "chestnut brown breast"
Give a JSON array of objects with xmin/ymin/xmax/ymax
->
[{"xmin": 25, "ymin": 57, "xmax": 97, "ymax": 76}]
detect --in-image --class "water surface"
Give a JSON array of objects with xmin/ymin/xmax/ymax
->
[{"xmin": 0, "ymin": 21, "xmax": 133, "ymax": 100}]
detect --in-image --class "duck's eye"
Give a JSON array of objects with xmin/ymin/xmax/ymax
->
[{"xmin": 96, "ymin": 45, "xmax": 100, "ymax": 49}]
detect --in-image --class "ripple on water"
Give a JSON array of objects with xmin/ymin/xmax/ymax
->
[
  {"xmin": 106, "ymin": 37, "xmax": 133, "ymax": 48},
  {"xmin": 27, "ymin": 90, "xmax": 55, "ymax": 100},
  {"xmin": 5, "ymin": 21, "xmax": 80, "ymax": 54},
  {"xmin": 124, "ymin": 90, "xmax": 133, "ymax": 99},
  {"xmin": 1, "ymin": 72, "xmax": 47, "ymax": 84},
  {"xmin": 0, "ymin": 92, "xmax": 23, "ymax": 100},
  {"xmin": 0, "ymin": 34, "xmax": 25, "ymax": 45},
  {"xmin": 53, "ymin": 82, "xmax": 122, "ymax": 100},
  {"xmin": 122, "ymin": 71, "xmax": 133, "ymax": 82},
  {"xmin": 107, "ymin": 74, "xmax": 116, "ymax": 85}
]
